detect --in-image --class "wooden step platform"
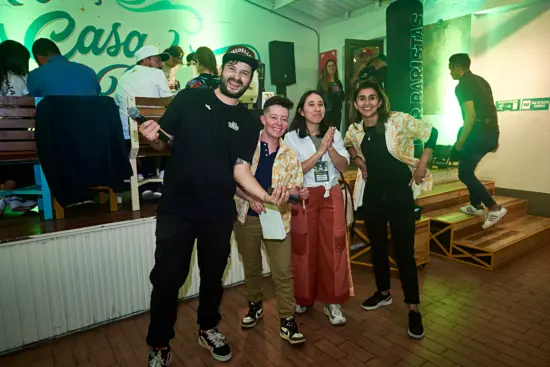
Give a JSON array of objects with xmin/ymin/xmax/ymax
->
[
  {"xmin": 349, "ymin": 217, "xmax": 430, "ymax": 271},
  {"xmin": 425, "ymin": 196, "xmax": 528, "ymax": 258},
  {"xmin": 452, "ymin": 215, "xmax": 550, "ymax": 270},
  {"xmin": 417, "ymin": 180, "xmax": 495, "ymax": 213}
]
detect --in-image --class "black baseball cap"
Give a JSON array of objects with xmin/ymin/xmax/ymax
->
[
  {"xmin": 163, "ymin": 45, "xmax": 184, "ymax": 64},
  {"xmin": 222, "ymin": 45, "xmax": 259, "ymax": 71},
  {"xmin": 186, "ymin": 52, "xmax": 195, "ymax": 64}
]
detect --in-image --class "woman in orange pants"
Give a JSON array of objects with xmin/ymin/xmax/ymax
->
[{"xmin": 284, "ymin": 90, "xmax": 352, "ymax": 325}]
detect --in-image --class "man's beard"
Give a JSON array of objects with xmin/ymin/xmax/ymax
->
[{"xmin": 219, "ymin": 75, "xmax": 250, "ymax": 99}]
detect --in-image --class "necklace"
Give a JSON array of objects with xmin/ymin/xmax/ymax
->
[
  {"xmin": 365, "ymin": 125, "xmax": 375, "ymax": 141},
  {"xmin": 363, "ymin": 119, "xmax": 376, "ymax": 141}
]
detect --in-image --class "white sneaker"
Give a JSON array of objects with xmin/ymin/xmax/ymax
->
[
  {"xmin": 137, "ymin": 174, "xmax": 144, "ymax": 182},
  {"xmin": 142, "ymin": 190, "xmax": 154, "ymax": 200},
  {"xmin": 482, "ymin": 207, "xmax": 508, "ymax": 230},
  {"xmin": 295, "ymin": 305, "xmax": 309, "ymax": 315},
  {"xmin": 324, "ymin": 304, "xmax": 346, "ymax": 325},
  {"xmin": 460, "ymin": 204, "xmax": 484, "ymax": 216}
]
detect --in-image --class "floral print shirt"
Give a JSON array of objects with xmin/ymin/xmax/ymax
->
[
  {"xmin": 344, "ymin": 112, "xmax": 434, "ymax": 207},
  {"xmin": 235, "ymin": 131, "xmax": 304, "ymax": 233}
]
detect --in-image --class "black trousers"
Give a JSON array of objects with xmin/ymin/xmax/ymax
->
[
  {"xmin": 327, "ymin": 108, "xmax": 342, "ymax": 128},
  {"xmin": 458, "ymin": 132, "xmax": 499, "ymax": 209},
  {"xmin": 146, "ymin": 214, "xmax": 233, "ymax": 348},
  {"xmin": 362, "ymin": 187, "xmax": 420, "ymax": 304}
]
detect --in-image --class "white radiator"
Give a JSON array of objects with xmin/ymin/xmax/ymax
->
[{"xmin": 0, "ymin": 217, "xmax": 270, "ymax": 354}]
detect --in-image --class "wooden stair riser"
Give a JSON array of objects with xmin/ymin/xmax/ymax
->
[
  {"xmin": 452, "ymin": 200, "xmax": 528, "ymax": 240},
  {"xmin": 419, "ymin": 182, "xmax": 495, "ymax": 213},
  {"xmin": 451, "ymin": 226, "xmax": 550, "ymax": 270},
  {"xmin": 491, "ymin": 227, "xmax": 550, "ymax": 269}
]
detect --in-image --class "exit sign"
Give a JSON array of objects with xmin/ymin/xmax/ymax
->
[
  {"xmin": 495, "ymin": 99, "xmax": 520, "ymax": 112},
  {"xmin": 496, "ymin": 97, "xmax": 550, "ymax": 112}
]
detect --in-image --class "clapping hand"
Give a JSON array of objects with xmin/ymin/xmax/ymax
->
[{"xmin": 320, "ymin": 127, "xmax": 336, "ymax": 153}]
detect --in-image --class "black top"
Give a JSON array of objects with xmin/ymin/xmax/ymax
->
[
  {"xmin": 248, "ymin": 141, "xmax": 277, "ymax": 217},
  {"xmin": 157, "ymin": 88, "xmax": 260, "ymax": 220},
  {"xmin": 455, "ymin": 70, "xmax": 499, "ymax": 134},
  {"xmin": 317, "ymin": 80, "xmax": 344, "ymax": 112},
  {"xmin": 361, "ymin": 126, "xmax": 411, "ymax": 191},
  {"xmin": 360, "ymin": 125, "xmax": 438, "ymax": 192}
]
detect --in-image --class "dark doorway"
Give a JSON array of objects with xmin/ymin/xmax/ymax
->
[{"xmin": 343, "ymin": 39, "xmax": 384, "ymax": 135}]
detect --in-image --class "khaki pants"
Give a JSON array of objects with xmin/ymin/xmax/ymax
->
[{"xmin": 233, "ymin": 216, "xmax": 295, "ymax": 318}]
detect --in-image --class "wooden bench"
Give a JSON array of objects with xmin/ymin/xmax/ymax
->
[
  {"xmin": 127, "ymin": 96, "xmax": 173, "ymax": 211},
  {"xmin": 0, "ymin": 96, "xmax": 54, "ymax": 220},
  {"xmin": 0, "ymin": 96, "xmax": 119, "ymax": 220}
]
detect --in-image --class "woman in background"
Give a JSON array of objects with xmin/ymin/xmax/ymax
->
[
  {"xmin": 185, "ymin": 46, "xmax": 220, "ymax": 89},
  {"xmin": 284, "ymin": 90, "xmax": 352, "ymax": 326},
  {"xmin": 344, "ymin": 80, "xmax": 438, "ymax": 339},
  {"xmin": 317, "ymin": 59, "xmax": 344, "ymax": 128},
  {"xmin": 0, "ymin": 40, "xmax": 30, "ymax": 96},
  {"xmin": 0, "ymin": 40, "xmax": 37, "ymax": 217}
]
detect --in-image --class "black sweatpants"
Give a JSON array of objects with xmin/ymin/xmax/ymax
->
[
  {"xmin": 362, "ymin": 186, "xmax": 420, "ymax": 304},
  {"xmin": 146, "ymin": 214, "xmax": 233, "ymax": 348}
]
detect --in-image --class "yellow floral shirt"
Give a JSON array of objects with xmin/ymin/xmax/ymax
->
[
  {"xmin": 235, "ymin": 131, "xmax": 304, "ymax": 233},
  {"xmin": 344, "ymin": 111, "xmax": 434, "ymax": 206}
]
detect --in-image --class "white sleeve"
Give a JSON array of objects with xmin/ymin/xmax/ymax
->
[
  {"xmin": 155, "ymin": 70, "xmax": 172, "ymax": 98},
  {"xmin": 333, "ymin": 130, "xmax": 350, "ymax": 163},
  {"xmin": 283, "ymin": 132, "xmax": 303, "ymax": 162}
]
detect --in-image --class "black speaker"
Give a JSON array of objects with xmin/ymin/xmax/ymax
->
[{"xmin": 268, "ymin": 41, "xmax": 296, "ymax": 86}]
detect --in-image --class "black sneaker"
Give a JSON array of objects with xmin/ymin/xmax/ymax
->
[
  {"xmin": 361, "ymin": 291, "xmax": 392, "ymax": 310},
  {"xmin": 280, "ymin": 316, "xmax": 306, "ymax": 345},
  {"xmin": 148, "ymin": 346, "xmax": 172, "ymax": 367},
  {"xmin": 408, "ymin": 310, "xmax": 425, "ymax": 339},
  {"xmin": 241, "ymin": 301, "xmax": 263, "ymax": 328},
  {"xmin": 198, "ymin": 328, "xmax": 232, "ymax": 362}
]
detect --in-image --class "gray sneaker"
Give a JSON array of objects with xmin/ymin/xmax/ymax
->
[{"xmin": 324, "ymin": 304, "xmax": 346, "ymax": 325}]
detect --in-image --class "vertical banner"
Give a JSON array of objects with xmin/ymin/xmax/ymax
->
[
  {"xmin": 319, "ymin": 49, "xmax": 337, "ymax": 77},
  {"xmin": 386, "ymin": 0, "xmax": 424, "ymax": 119}
]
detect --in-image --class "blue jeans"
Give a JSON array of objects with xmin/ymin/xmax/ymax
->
[{"xmin": 458, "ymin": 132, "xmax": 499, "ymax": 209}]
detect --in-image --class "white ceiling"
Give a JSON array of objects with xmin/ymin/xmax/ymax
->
[
  {"xmin": 281, "ymin": 0, "xmax": 377, "ymax": 21},
  {"xmin": 246, "ymin": 0, "xmax": 396, "ymax": 27}
]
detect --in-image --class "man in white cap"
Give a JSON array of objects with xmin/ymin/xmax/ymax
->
[{"xmin": 114, "ymin": 45, "xmax": 172, "ymax": 199}]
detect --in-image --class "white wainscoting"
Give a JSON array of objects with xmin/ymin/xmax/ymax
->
[{"xmin": 0, "ymin": 217, "xmax": 270, "ymax": 354}]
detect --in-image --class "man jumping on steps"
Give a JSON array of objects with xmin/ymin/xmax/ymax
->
[{"xmin": 449, "ymin": 53, "xmax": 507, "ymax": 230}]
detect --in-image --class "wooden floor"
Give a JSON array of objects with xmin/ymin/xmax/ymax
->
[
  {"xmin": 2, "ymin": 244, "xmax": 550, "ymax": 367},
  {"xmin": 0, "ymin": 200, "xmax": 157, "ymax": 244}
]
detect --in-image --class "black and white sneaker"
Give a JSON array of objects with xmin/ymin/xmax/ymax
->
[
  {"xmin": 241, "ymin": 301, "xmax": 263, "ymax": 328},
  {"xmin": 361, "ymin": 291, "xmax": 392, "ymax": 311},
  {"xmin": 280, "ymin": 316, "xmax": 306, "ymax": 345},
  {"xmin": 198, "ymin": 328, "xmax": 232, "ymax": 362},
  {"xmin": 408, "ymin": 310, "xmax": 425, "ymax": 339},
  {"xmin": 148, "ymin": 346, "xmax": 172, "ymax": 367}
]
